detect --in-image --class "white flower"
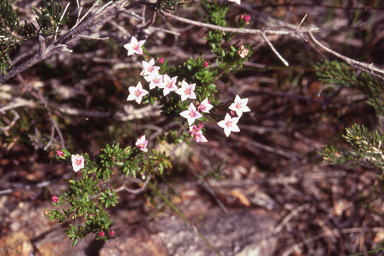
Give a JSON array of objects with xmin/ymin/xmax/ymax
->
[
  {"xmin": 175, "ymin": 81, "xmax": 196, "ymax": 101},
  {"xmin": 217, "ymin": 113, "xmax": 240, "ymax": 137},
  {"xmin": 229, "ymin": 95, "xmax": 250, "ymax": 117},
  {"xmin": 180, "ymin": 103, "xmax": 202, "ymax": 125},
  {"xmin": 136, "ymin": 135, "xmax": 148, "ymax": 152},
  {"xmin": 127, "ymin": 82, "xmax": 149, "ymax": 104},
  {"xmin": 71, "ymin": 154, "xmax": 85, "ymax": 172},
  {"xmin": 140, "ymin": 58, "xmax": 160, "ymax": 77},
  {"xmin": 228, "ymin": 0, "xmax": 240, "ymax": 4},
  {"xmin": 198, "ymin": 98, "xmax": 213, "ymax": 113},
  {"xmin": 144, "ymin": 71, "xmax": 164, "ymax": 90},
  {"xmin": 162, "ymin": 74, "xmax": 178, "ymax": 96},
  {"xmin": 124, "ymin": 36, "xmax": 145, "ymax": 56},
  {"xmin": 194, "ymin": 131, "xmax": 208, "ymax": 143}
]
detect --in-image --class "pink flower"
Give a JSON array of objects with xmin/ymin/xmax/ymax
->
[
  {"xmin": 56, "ymin": 150, "xmax": 64, "ymax": 157},
  {"xmin": 237, "ymin": 45, "xmax": 249, "ymax": 58},
  {"xmin": 140, "ymin": 58, "xmax": 160, "ymax": 77},
  {"xmin": 189, "ymin": 124, "xmax": 203, "ymax": 135},
  {"xmin": 109, "ymin": 230, "xmax": 115, "ymax": 237},
  {"xmin": 175, "ymin": 81, "xmax": 196, "ymax": 101},
  {"xmin": 136, "ymin": 135, "xmax": 148, "ymax": 152},
  {"xmin": 98, "ymin": 231, "xmax": 105, "ymax": 237},
  {"xmin": 194, "ymin": 131, "xmax": 208, "ymax": 143},
  {"xmin": 198, "ymin": 98, "xmax": 213, "ymax": 113},
  {"xmin": 124, "ymin": 36, "xmax": 145, "ymax": 56},
  {"xmin": 158, "ymin": 58, "xmax": 164, "ymax": 64},
  {"xmin": 52, "ymin": 196, "xmax": 59, "ymax": 203},
  {"xmin": 229, "ymin": 95, "xmax": 251, "ymax": 117},
  {"xmin": 162, "ymin": 74, "xmax": 178, "ymax": 96},
  {"xmin": 127, "ymin": 82, "xmax": 149, "ymax": 104},
  {"xmin": 144, "ymin": 72, "xmax": 164, "ymax": 90},
  {"xmin": 180, "ymin": 103, "xmax": 202, "ymax": 125},
  {"xmin": 217, "ymin": 113, "xmax": 240, "ymax": 137},
  {"xmin": 203, "ymin": 61, "xmax": 209, "ymax": 68},
  {"xmin": 228, "ymin": 0, "xmax": 240, "ymax": 4},
  {"xmin": 71, "ymin": 154, "xmax": 85, "ymax": 172},
  {"xmin": 243, "ymin": 15, "xmax": 251, "ymax": 22}
]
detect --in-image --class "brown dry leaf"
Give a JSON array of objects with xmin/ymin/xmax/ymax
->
[
  {"xmin": 229, "ymin": 190, "xmax": 251, "ymax": 207},
  {"xmin": 374, "ymin": 230, "xmax": 384, "ymax": 244},
  {"xmin": 333, "ymin": 199, "xmax": 349, "ymax": 216}
]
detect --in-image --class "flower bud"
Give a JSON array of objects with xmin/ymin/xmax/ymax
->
[
  {"xmin": 159, "ymin": 57, "xmax": 164, "ymax": 64},
  {"xmin": 98, "ymin": 231, "xmax": 105, "ymax": 237},
  {"xmin": 56, "ymin": 150, "xmax": 64, "ymax": 157},
  {"xmin": 203, "ymin": 61, "xmax": 209, "ymax": 68},
  {"xmin": 109, "ymin": 230, "xmax": 115, "ymax": 237},
  {"xmin": 52, "ymin": 196, "xmax": 59, "ymax": 203},
  {"xmin": 243, "ymin": 15, "xmax": 250, "ymax": 22}
]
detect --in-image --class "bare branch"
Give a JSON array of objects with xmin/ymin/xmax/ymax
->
[
  {"xmin": 308, "ymin": 31, "xmax": 384, "ymax": 76},
  {"xmin": 261, "ymin": 32, "xmax": 289, "ymax": 66},
  {"xmin": 162, "ymin": 11, "xmax": 318, "ymax": 36},
  {"xmin": 0, "ymin": 0, "xmax": 145, "ymax": 85},
  {"xmin": 115, "ymin": 174, "xmax": 152, "ymax": 194}
]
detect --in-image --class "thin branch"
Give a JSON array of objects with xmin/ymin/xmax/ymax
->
[
  {"xmin": 55, "ymin": 2, "xmax": 70, "ymax": 41},
  {"xmin": 0, "ymin": 0, "xmax": 145, "ymax": 84},
  {"xmin": 163, "ymin": 11, "xmax": 318, "ymax": 35},
  {"xmin": 115, "ymin": 174, "xmax": 152, "ymax": 194},
  {"xmin": 78, "ymin": 35, "xmax": 109, "ymax": 41},
  {"xmin": 308, "ymin": 31, "xmax": 384, "ymax": 76},
  {"xmin": 0, "ymin": 109, "xmax": 20, "ymax": 136},
  {"xmin": 261, "ymin": 32, "xmax": 289, "ymax": 66},
  {"xmin": 38, "ymin": 35, "xmax": 46, "ymax": 55},
  {"xmin": 296, "ymin": 14, "xmax": 308, "ymax": 42}
]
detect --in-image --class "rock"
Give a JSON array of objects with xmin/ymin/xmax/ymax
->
[
  {"xmin": 0, "ymin": 232, "xmax": 33, "ymax": 256},
  {"xmin": 99, "ymin": 234, "xmax": 167, "ymax": 256}
]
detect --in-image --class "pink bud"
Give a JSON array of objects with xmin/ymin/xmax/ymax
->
[
  {"xmin": 52, "ymin": 196, "xmax": 59, "ymax": 203},
  {"xmin": 98, "ymin": 231, "xmax": 105, "ymax": 237},
  {"xmin": 198, "ymin": 123, "xmax": 204, "ymax": 129},
  {"xmin": 203, "ymin": 61, "xmax": 209, "ymax": 68},
  {"xmin": 56, "ymin": 150, "xmax": 64, "ymax": 157},
  {"xmin": 243, "ymin": 15, "xmax": 251, "ymax": 22},
  {"xmin": 230, "ymin": 111, "xmax": 236, "ymax": 116},
  {"xmin": 44, "ymin": 210, "xmax": 49, "ymax": 216},
  {"xmin": 159, "ymin": 58, "xmax": 164, "ymax": 64},
  {"xmin": 109, "ymin": 230, "xmax": 115, "ymax": 237}
]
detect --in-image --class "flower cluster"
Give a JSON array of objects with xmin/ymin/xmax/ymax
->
[
  {"xmin": 125, "ymin": 37, "xmax": 214, "ymax": 143},
  {"xmin": 125, "ymin": 37, "xmax": 251, "ymax": 142},
  {"xmin": 237, "ymin": 45, "xmax": 249, "ymax": 59},
  {"xmin": 217, "ymin": 95, "xmax": 250, "ymax": 137}
]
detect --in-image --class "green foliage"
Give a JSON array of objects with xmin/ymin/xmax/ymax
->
[
  {"xmin": 46, "ymin": 143, "xmax": 172, "ymax": 245},
  {"xmin": 42, "ymin": 0, "xmax": 251, "ymax": 247},
  {"xmin": 315, "ymin": 60, "xmax": 379, "ymax": 92},
  {"xmin": 0, "ymin": 0, "xmax": 69, "ymax": 74},
  {"xmin": 321, "ymin": 124, "xmax": 384, "ymax": 171},
  {"xmin": 318, "ymin": 60, "xmax": 384, "ymax": 172}
]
